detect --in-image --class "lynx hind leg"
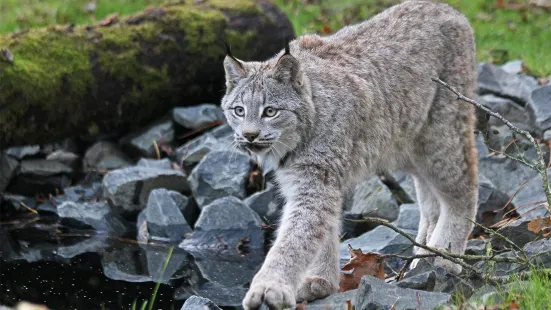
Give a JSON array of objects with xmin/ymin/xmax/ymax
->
[
  {"xmin": 411, "ymin": 92, "xmax": 478, "ymax": 274},
  {"xmin": 296, "ymin": 226, "xmax": 340, "ymax": 302},
  {"xmin": 410, "ymin": 176, "xmax": 441, "ymax": 269}
]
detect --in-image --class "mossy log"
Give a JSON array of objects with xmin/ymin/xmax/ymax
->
[{"xmin": 0, "ymin": 0, "xmax": 294, "ymax": 148}]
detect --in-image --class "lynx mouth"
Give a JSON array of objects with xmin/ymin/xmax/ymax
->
[{"xmin": 241, "ymin": 142, "xmax": 271, "ymax": 153}]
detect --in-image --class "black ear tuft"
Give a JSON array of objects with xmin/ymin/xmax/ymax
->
[
  {"xmin": 284, "ymin": 37, "xmax": 291, "ymax": 55},
  {"xmin": 222, "ymin": 39, "xmax": 233, "ymax": 58}
]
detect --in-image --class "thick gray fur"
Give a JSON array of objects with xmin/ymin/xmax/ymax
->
[{"xmin": 221, "ymin": 1, "xmax": 478, "ymax": 309}]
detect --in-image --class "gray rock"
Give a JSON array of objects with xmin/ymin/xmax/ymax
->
[
  {"xmin": 0, "ymin": 152, "xmax": 19, "ymax": 192},
  {"xmin": 56, "ymin": 235, "xmax": 110, "ymax": 258},
  {"xmin": 244, "ymin": 184, "xmax": 283, "ymax": 224},
  {"xmin": 58, "ymin": 201, "xmax": 128, "ymax": 235},
  {"xmin": 399, "ymin": 260, "xmax": 474, "ymax": 297},
  {"xmin": 393, "ymin": 203, "xmax": 420, "ymax": 231},
  {"xmin": 523, "ymin": 238, "xmax": 551, "ymax": 267},
  {"xmin": 176, "ymin": 133, "xmax": 221, "ymax": 168},
  {"xmin": 392, "ymin": 172, "xmax": 417, "ymax": 203},
  {"xmin": 210, "ymin": 124, "xmax": 234, "ymax": 140},
  {"xmin": 180, "ymin": 196, "xmax": 264, "ymax": 252},
  {"xmin": 188, "ymin": 151, "xmax": 251, "ymax": 208},
  {"xmin": 346, "ymin": 175, "xmax": 400, "ymax": 221},
  {"xmin": 145, "ymin": 248, "xmax": 190, "ymax": 283},
  {"xmin": 355, "ymin": 276, "xmax": 452, "ymax": 310},
  {"xmin": 511, "ymin": 168, "xmax": 551, "ymax": 219},
  {"xmin": 19, "ymin": 159, "xmax": 73, "ymax": 176},
  {"xmin": 478, "ymin": 155, "xmax": 538, "ymax": 196},
  {"xmin": 306, "ymin": 289, "xmax": 357, "ymax": 309},
  {"xmin": 340, "ymin": 225, "xmax": 416, "ymax": 271},
  {"xmin": 5, "ymin": 145, "xmax": 40, "ymax": 159},
  {"xmin": 123, "ymin": 119, "xmax": 174, "ymax": 158},
  {"xmin": 173, "ymin": 104, "xmax": 226, "ymax": 130},
  {"xmin": 476, "ymin": 62, "xmax": 538, "ymax": 104},
  {"xmin": 468, "ymin": 285, "xmax": 499, "ymax": 306},
  {"xmin": 7, "ymin": 159, "xmax": 73, "ymax": 196},
  {"xmin": 84, "ymin": 141, "xmax": 132, "ymax": 171},
  {"xmin": 191, "ymin": 282, "xmax": 247, "ymax": 307},
  {"xmin": 476, "ymin": 174, "xmax": 511, "ymax": 231},
  {"xmin": 46, "ymin": 150, "xmax": 80, "ymax": 171},
  {"xmin": 136, "ymin": 158, "xmax": 173, "ymax": 170},
  {"xmin": 465, "ymin": 239, "xmax": 488, "ymax": 256},
  {"xmin": 474, "ymin": 134, "xmax": 490, "ymax": 158},
  {"xmin": 544, "ymin": 130, "xmax": 551, "ymax": 141},
  {"xmin": 501, "ymin": 59, "xmax": 523, "ymax": 75},
  {"xmin": 491, "ymin": 217, "xmax": 542, "ymax": 250},
  {"xmin": 479, "ymin": 94, "xmax": 535, "ymax": 132},
  {"xmin": 137, "ymin": 189, "xmax": 193, "ymax": 243},
  {"xmin": 102, "ymin": 166, "xmax": 189, "ymax": 212},
  {"xmin": 527, "ymin": 85, "xmax": 551, "ymax": 131},
  {"xmin": 181, "ymin": 295, "xmax": 221, "ymax": 310}
]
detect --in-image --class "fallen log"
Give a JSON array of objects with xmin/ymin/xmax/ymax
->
[{"xmin": 0, "ymin": 0, "xmax": 294, "ymax": 147}]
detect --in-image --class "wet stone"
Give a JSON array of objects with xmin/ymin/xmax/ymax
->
[
  {"xmin": 188, "ymin": 151, "xmax": 251, "ymax": 208},
  {"xmin": 56, "ymin": 235, "xmax": 110, "ymax": 259},
  {"xmin": 46, "ymin": 150, "xmax": 81, "ymax": 171},
  {"xmin": 121, "ymin": 119, "xmax": 174, "ymax": 158},
  {"xmin": 244, "ymin": 183, "xmax": 283, "ymax": 224},
  {"xmin": 393, "ymin": 203, "xmax": 420, "ymax": 231},
  {"xmin": 346, "ymin": 175, "xmax": 400, "ymax": 222},
  {"xmin": 501, "ymin": 59, "xmax": 523, "ymax": 75},
  {"xmin": 102, "ymin": 166, "xmax": 190, "ymax": 212},
  {"xmin": 58, "ymin": 201, "xmax": 128, "ymax": 235},
  {"xmin": 136, "ymin": 189, "xmax": 193, "ymax": 243},
  {"xmin": 340, "ymin": 225, "xmax": 416, "ymax": 271},
  {"xmin": 307, "ymin": 290, "xmax": 357, "ymax": 309},
  {"xmin": 180, "ymin": 196, "xmax": 264, "ymax": 252},
  {"xmin": 173, "ymin": 104, "xmax": 226, "ymax": 130},
  {"xmin": 511, "ymin": 168, "xmax": 551, "ymax": 220},
  {"xmin": 0, "ymin": 152, "xmax": 19, "ymax": 192},
  {"xmin": 355, "ymin": 276, "xmax": 452, "ymax": 310},
  {"xmin": 478, "ymin": 155, "xmax": 538, "ymax": 196},
  {"xmin": 466, "ymin": 239, "xmax": 489, "ymax": 256},
  {"xmin": 181, "ymin": 295, "xmax": 221, "ymax": 310},
  {"xmin": 84, "ymin": 141, "xmax": 132, "ymax": 172},
  {"xmin": 527, "ymin": 85, "xmax": 551, "ymax": 131},
  {"xmin": 136, "ymin": 158, "xmax": 173, "ymax": 170},
  {"xmin": 176, "ymin": 133, "xmax": 221, "ymax": 169},
  {"xmin": 475, "ymin": 174, "xmax": 511, "ymax": 232},
  {"xmin": 476, "ymin": 62, "xmax": 538, "ymax": 104},
  {"xmin": 5, "ymin": 145, "xmax": 41, "ymax": 160},
  {"xmin": 7, "ymin": 159, "xmax": 73, "ymax": 196}
]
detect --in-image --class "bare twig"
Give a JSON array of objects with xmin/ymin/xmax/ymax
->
[{"xmin": 432, "ymin": 77, "xmax": 551, "ymax": 212}]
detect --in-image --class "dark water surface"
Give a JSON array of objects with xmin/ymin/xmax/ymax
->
[{"xmin": 1, "ymin": 215, "xmax": 263, "ymax": 310}]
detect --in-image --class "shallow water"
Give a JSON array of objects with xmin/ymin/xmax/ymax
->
[{"xmin": 0, "ymin": 215, "xmax": 264, "ymax": 310}]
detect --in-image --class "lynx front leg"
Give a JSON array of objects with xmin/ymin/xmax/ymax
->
[
  {"xmin": 242, "ymin": 167, "xmax": 342, "ymax": 310},
  {"xmin": 296, "ymin": 225, "xmax": 340, "ymax": 302}
]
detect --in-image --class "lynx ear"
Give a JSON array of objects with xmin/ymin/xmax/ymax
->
[
  {"xmin": 223, "ymin": 41, "xmax": 247, "ymax": 92},
  {"xmin": 273, "ymin": 39, "xmax": 302, "ymax": 87}
]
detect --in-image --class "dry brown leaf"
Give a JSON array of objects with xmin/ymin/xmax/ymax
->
[
  {"xmin": 100, "ymin": 13, "xmax": 119, "ymax": 26},
  {"xmin": 339, "ymin": 244, "xmax": 385, "ymax": 292},
  {"xmin": 528, "ymin": 216, "xmax": 544, "ymax": 233},
  {"xmin": 295, "ymin": 301, "xmax": 307, "ymax": 310},
  {"xmin": 509, "ymin": 299, "xmax": 520, "ymax": 310}
]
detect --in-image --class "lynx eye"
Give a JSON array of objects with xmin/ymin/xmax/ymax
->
[
  {"xmin": 263, "ymin": 107, "xmax": 278, "ymax": 118},
  {"xmin": 233, "ymin": 106, "xmax": 245, "ymax": 117}
]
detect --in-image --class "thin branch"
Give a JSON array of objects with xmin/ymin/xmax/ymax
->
[{"xmin": 432, "ymin": 77, "xmax": 551, "ymax": 213}]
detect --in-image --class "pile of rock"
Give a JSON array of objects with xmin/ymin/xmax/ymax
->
[{"xmin": 2, "ymin": 60, "xmax": 551, "ymax": 309}]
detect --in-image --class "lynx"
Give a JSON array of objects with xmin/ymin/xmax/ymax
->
[{"xmin": 221, "ymin": 1, "xmax": 478, "ymax": 309}]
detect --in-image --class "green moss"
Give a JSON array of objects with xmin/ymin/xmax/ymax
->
[{"xmin": 206, "ymin": 0, "xmax": 261, "ymax": 14}]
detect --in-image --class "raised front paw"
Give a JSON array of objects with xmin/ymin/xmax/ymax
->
[
  {"xmin": 242, "ymin": 280, "xmax": 296, "ymax": 310},
  {"xmin": 296, "ymin": 276, "xmax": 337, "ymax": 302}
]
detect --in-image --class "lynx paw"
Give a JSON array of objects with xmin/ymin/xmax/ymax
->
[
  {"xmin": 410, "ymin": 256, "xmax": 462, "ymax": 275},
  {"xmin": 242, "ymin": 280, "xmax": 295, "ymax": 310},
  {"xmin": 296, "ymin": 276, "xmax": 337, "ymax": 302}
]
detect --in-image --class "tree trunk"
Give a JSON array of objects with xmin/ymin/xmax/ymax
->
[{"xmin": 0, "ymin": 0, "xmax": 294, "ymax": 148}]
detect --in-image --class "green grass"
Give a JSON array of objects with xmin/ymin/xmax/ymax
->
[
  {"xmin": 0, "ymin": 0, "xmax": 550, "ymax": 75},
  {"xmin": 465, "ymin": 269, "xmax": 551, "ymax": 309}
]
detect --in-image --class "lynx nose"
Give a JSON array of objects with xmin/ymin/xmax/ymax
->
[{"xmin": 243, "ymin": 131, "xmax": 259, "ymax": 142}]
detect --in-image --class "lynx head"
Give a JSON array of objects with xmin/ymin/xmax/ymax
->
[{"xmin": 220, "ymin": 40, "xmax": 313, "ymax": 168}]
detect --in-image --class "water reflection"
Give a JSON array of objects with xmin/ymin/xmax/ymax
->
[{"xmin": 0, "ymin": 216, "xmax": 264, "ymax": 309}]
